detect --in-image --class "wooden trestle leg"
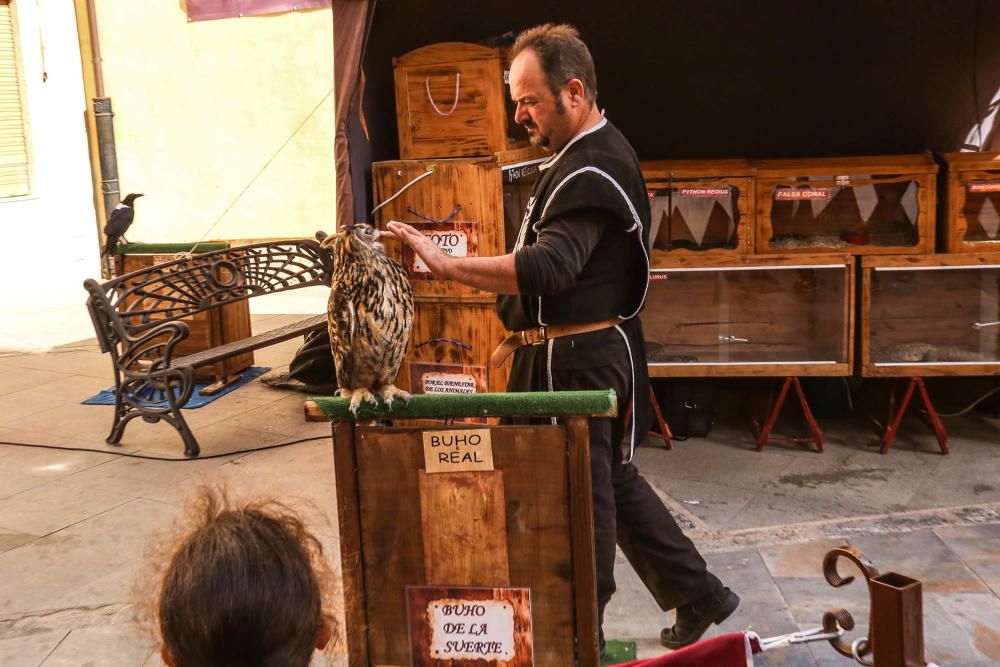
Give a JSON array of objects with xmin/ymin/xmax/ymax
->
[
  {"xmin": 649, "ymin": 384, "xmax": 673, "ymax": 450},
  {"xmin": 755, "ymin": 376, "xmax": 824, "ymax": 453},
  {"xmin": 880, "ymin": 377, "xmax": 948, "ymax": 455}
]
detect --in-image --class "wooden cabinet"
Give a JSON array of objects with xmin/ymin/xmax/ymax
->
[
  {"xmin": 861, "ymin": 254, "xmax": 1000, "ymax": 376},
  {"xmin": 644, "ymin": 255, "xmax": 854, "ymax": 376},
  {"xmin": 374, "ymin": 148, "xmax": 546, "ymax": 301},
  {"xmin": 394, "ymin": 42, "xmax": 530, "ymax": 159},
  {"xmin": 754, "ymin": 154, "xmax": 937, "ymax": 255},
  {"xmin": 115, "ymin": 244, "xmax": 253, "ymax": 383},
  {"xmin": 940, "ymin": 152, "xmax": 1000, "ymax": 253},
  {"xmin": 641, "ymin": 159, "xmax": 755, "ymax": 259}
]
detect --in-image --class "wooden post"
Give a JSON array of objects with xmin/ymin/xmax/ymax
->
[
  {"xmin": 871, "ymin": 572, "xmax": 924, "ymax": 667},
  {"xmin": 331, "ymin": 421, "xmax": 369, "ymax": 667},
  {"xmin": 566, "ymin": 416, "xmax": 599, "ymax": 667}
]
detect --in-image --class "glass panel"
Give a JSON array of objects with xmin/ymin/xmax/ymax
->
[
  {"xmin": 644, "ymin": 266, "xmax": 847, "ymax": 365},
  {"xmin": 501, "ymin": 161, "xmax": 541, "ymax": 252},
  {"xmin": 648, "ymin": 183, "xmax": 740, "ymax": 251},
  {"xmin": 962, "ymin": 179, "xmax": 1000, "ymax": 244},
  {"xmin": 870, "ymin": 267, "xmax": 1000, "ymax": 364},
  {"xmin": 768, "ymin": 179, "xmax": 920, "ymax": 250}
]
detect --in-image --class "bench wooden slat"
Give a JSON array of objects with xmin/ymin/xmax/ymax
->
[{"xmin": 174, "ymin": 314, "xmax": 327, "ymax": 369}]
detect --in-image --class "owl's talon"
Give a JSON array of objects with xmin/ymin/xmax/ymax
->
[{"xmin": 379, "ymin": 385, "xmax": 411, "ymax": 410}]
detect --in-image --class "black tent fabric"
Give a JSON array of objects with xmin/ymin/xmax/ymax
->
[{"xmin": 337, "ymin": 0, "xmax": 1000, "ymax": 220}]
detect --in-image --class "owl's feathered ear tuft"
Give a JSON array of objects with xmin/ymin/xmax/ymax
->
[{"xmin": 317, "ymin": 230, "xmax": 336, "ymax": 251}]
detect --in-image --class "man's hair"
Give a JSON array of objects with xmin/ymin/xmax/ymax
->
[
  {"xmin": 512, "ymin": 23, "xmax": 598, "ymax": 105},
  {"xmin": 156, "ymin": 488, "xmax": 335, "ymax": 667}
]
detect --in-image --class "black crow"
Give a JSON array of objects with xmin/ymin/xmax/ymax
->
[{"xmin": 102, "ymin": 193, "xmax": 143, "ymax": 256}]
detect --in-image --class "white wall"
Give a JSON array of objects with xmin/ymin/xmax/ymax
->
[
  {"xmin": 94, "ymin": 4, "xmax": 336, "ymax": 244},
  {"xmin": 0, "ymin": 0, "xmax": 101, "ymax": 351}
]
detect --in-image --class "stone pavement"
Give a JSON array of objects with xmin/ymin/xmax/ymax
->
[{"xmin": 0, "ymin": 317, "xmax": 998, "ymax": 665}]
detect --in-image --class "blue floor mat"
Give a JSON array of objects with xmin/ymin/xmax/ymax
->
[{"xmin": 82, "ymin": 367, "xmax": 271, "ymax": 409}]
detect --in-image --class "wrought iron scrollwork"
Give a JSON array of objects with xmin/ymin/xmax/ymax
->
[
  {"xmin": 821, "ymin": 546, "xmax": 880, "ymax": 661},
  {"xmin": 83, "ymin": 239, "xmax": 332, "ymax": 457}
]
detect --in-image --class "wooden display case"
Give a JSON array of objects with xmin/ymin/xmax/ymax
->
[
  {"xmin": 644, "ymin": 255, "xmax": 854, "ymax": 376},
  {"xmin": 861, "ymin": 254, "xmax": 1000, "ymax": 377},
  {"xmin": 400, "ymin": 297, "xmax": 511, "ymax": 396},
  {"xmin": 373, "ymin": 147, "xmax": 546, "ymax": 299},
  {"xmin": 641, "ymin": 159, "xmax": 755, "ymax": 259},
  {"xmin": 754, "ymin": 154, "xmax": 937, "ymax": 255},
  {"xmin": 940, "ymin": 152, "xmax": 1000, "ymax": 253},
  {"xmin": 394, "ymin": 42, "xmax": 530, "ymax": 159},
  {"xmin": 115, "ymin": 244, "xmax": 253, "ymax": 384}
]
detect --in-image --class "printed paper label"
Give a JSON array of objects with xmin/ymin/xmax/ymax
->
[
  {"xmin": 429, "ymin": 598, "xmax": 515, "ymax": 660},
  {"xmin": 680, "ymin": 187, "xmax": 732, "ymax": 197},
  {"xmin": 969, "ymin": 181, "xmax": 1000, "ymax": 193},
  {"xmin": 775, "ymin": 188, "xmax": 830, "ymax": 200}
]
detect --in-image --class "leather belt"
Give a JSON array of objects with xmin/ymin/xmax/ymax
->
[{"xmin": 490, "ymin": 317, "xmax": 624, "ymax": 367}]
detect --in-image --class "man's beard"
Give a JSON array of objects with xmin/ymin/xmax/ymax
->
[
  {"xmin": 527, "ymin": 128, "xmax": 550, "ymax": 148},
  {"xmin": 523, "ymin": 98, "xmax": 563, "ymax": 149}
]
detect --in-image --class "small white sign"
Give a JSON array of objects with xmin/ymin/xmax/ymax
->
[
  {"xmin": 428, "ymin": 598, "xmax": 515, "ymax": 661},
  {"xmin": 422, "ymin": 428, "xmax": 494, "ymax": 473},
  {"xmin": 414, "ymin": 230, "xmax": 469, "ymax": 272},
  {"xmin": 422, "ymin": 371, "xmax": 478, "ymax": 394}
]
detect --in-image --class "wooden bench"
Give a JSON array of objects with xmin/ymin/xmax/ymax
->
[{"xmin": 84, "ymin": 239, "xmax": 332, "ymax": 457}]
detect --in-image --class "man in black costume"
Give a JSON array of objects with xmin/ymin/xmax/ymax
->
[{"xmin": 388, "ymin": 23, "xmax": 738, "ymax": 651}]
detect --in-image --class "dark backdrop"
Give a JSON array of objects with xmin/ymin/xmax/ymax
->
[{"xmin": 356, "ymin": 0, "xmax": 1000, "ymax": 213}]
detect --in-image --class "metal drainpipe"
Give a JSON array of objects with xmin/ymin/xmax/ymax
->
[{"xmin": 85, "ymin": 0, "xmax": 120, "ymax": 276}]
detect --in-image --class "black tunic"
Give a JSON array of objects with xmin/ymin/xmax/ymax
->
[
  {"xmin": 497, "ymin": 117, "xmax": 653, "ymax": 455},
  {"xmin": 497, "ymin": 119, "xmax": 719, "ymax": 617}
]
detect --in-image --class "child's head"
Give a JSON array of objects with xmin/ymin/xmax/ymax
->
[{"xmin": 154, "ymin": 488, "xmax": 335, "ymax": 667}]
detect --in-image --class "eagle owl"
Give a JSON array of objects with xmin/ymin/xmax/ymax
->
[{"xmin": 320, "ymin": 224, "xmax": 414, "ymax": 413}]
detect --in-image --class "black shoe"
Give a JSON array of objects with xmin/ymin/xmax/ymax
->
[
  {"xmin": 599, "ymin": 627, "xmax": 606, "ymax": 659},
  {"xmin": 659, "ymin": 586, "xmax": 740, "ymax": 650}
]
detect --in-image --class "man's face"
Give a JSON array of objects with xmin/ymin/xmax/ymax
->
[{"xmin": 509, "ymin": 50, "xmax": 574, "ymax": 151}]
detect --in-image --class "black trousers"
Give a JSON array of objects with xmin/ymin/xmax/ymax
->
[{"xmin": 508, "ymin": 326, "xmax": 721, "ymax": 621}]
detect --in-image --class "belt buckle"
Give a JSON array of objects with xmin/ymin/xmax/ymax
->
[{"xmin": 523, "ymin": 326, "xmax": 547, "ymax": 346}]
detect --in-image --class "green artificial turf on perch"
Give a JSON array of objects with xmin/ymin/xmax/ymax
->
[{"xmin": 307, "ymin": 390, "xmax": 618, "ymax": 421}]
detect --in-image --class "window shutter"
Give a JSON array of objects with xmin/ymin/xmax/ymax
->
[{"xmin": 0, "ymin": 1, "xmax": 30, "ymax": 198}]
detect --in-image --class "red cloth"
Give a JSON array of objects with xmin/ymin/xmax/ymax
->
[
  {"xmin": 185, "ymin": 0, "xmax": 332, "ymax": 22},
  {"xmin": 614, "ymin": 633, "xmax": 753, "ymax": 667}
]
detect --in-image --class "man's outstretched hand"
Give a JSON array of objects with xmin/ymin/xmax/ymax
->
[{"xmin": 385, "ymin": 220, "xmax": 451, "ymax": 278}]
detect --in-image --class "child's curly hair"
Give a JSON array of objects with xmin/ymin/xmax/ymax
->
[{"xmin": 153, "ymin": 487, "xmax": 337, "ymax": 667}]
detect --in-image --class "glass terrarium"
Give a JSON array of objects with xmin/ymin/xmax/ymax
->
[
  {"xmin": 862, "ymin": 255, "xmax": 1000, "ymax": 376},
  {"xmin": 755, "ymin": 155, "xmax": 937, "ymax": 255},
  {"xmin": 644, "ymin": 256, "xmax": 854, "ymax": 376},
  {"xmin": 941, "ymin": 152, "xmax": 1000, "ymax": 252},
  {"xmin": 641, "ymin": 160, "xmax": 753, "ymax": 259}
]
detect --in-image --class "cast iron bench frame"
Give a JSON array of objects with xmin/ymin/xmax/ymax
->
[{"xmin": 83, "ymin": 239, "xmax": 332, "ymax": 457}]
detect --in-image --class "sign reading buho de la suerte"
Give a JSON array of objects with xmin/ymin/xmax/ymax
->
[{"xmin": 407, "ymin": 586, "xmax": 533, "ymax": 666}]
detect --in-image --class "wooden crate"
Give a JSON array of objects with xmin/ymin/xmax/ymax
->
[
  {"xmin": 374, "ymin": 147, "xmax": 547, "ymax": 299},
  {"xmin": 861, "ymin": 254, "xmax": 1000, "ymax": 377},
  {"xmin": 400, "ymin": 297, "xmax": 511, "ymax": 396},
  {"xmin": 641, "ymin": 159, "xmax": 755, "ymax": 259},
  {"xmin": 754, "ymin": 154, "xmax": 938, "ymax": 255},
  {"xmin": 394, "ymin": 42, "xmax": 530, "ymax": 159},
  {"xmin": 940, "ymin": 152, "xmax": 1000, "ymax": 253},
  {"xmin": 329, "ymin": 415, "xmax": 599, "ymax": 667},
  {"xmin": 116, "ymin": 245, "xmax": 253, "ymax": 383},
  {"xmin": 644, "ymin": 254, "xmax": 854, "ymax": 377}
]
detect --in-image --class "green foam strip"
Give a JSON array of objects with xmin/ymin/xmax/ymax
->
[
  {"xmin": 116, "ymin": 242, "xmax": 230, "ymax": 254},
  {"xmin": 308, "ymin": 390, "xmax": 617, "ymax": 420}
]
